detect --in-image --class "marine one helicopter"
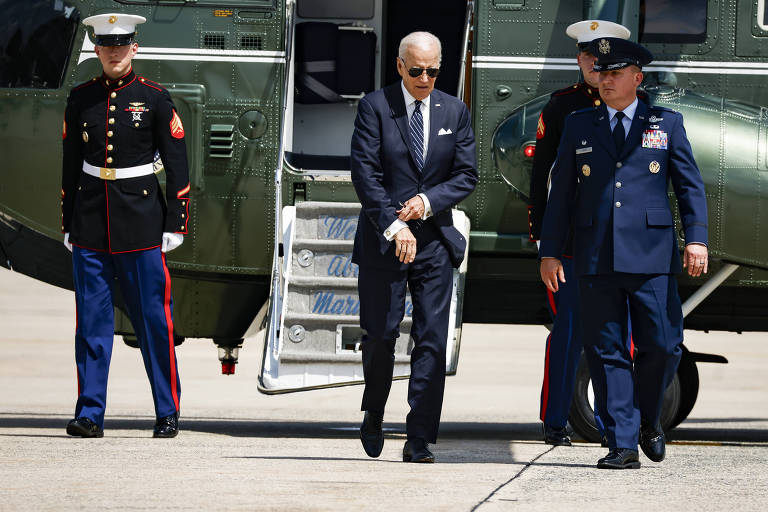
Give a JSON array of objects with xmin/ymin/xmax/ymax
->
[{"xmin": 1, "ymin": 0, "xmax": 766, "ymax": 441}]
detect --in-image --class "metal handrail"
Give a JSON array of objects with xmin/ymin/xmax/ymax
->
[
  {"xmin": 456, "ymin": 0, "xmax": 475, "ymax": 100},
  {"xmin": 266, "ymin": 0, "xmax": 296, "ymax": 356}
]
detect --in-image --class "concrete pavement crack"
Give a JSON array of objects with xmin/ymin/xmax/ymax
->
[{"xmin": 469, "ymin": 445, "xmax": 556, "ymax": 511}]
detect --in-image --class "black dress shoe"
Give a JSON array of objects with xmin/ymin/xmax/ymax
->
[
  {"xmin": 359, "ymin": 411, "xmax": 384, "ymax": 458},
  {"xmin": 153, "ymin": 413, "xmax": 179, "ymax": 438},
  {"xmin": 639, "ymin": 422, "xmax": 666, "ymax": 462},
  {"xmin": 66, "ymin": 417, "xmax": 104, "ymax": 438},
  {"xmin": 597, "ymin": 448, "xmax": 641, "ymax": 469},
  {"xmin": 542, "ymin": 424, "xmax": 572, "ymax": 446},
  {"xmin": 403, "ymin": 438, "xmax": 434, "ymax": 463}
]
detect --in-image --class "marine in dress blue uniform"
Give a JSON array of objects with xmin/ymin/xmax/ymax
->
[
  {"xmin": 61, "ymin": 14, "xmax": 190, "ymax": 438},
  {"xmin": 351, "ymin": 32, "xmax": 477, "ymax": 463},
  {"xmin": 539, "ymin": 38, "xmax": 709, "ymax": 468},
  {"xmin": 529, "ymin": 20, "xmax": 632, "ymax": 447}
]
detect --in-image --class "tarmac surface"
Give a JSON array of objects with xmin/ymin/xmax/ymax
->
[{"xmin": 0, "ymin": 266, "xmax": 766, "ymax": 511}]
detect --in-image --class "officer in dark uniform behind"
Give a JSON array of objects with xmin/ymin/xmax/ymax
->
[
  {"xmin": 540, "ymin": 38, "xmax": 708, "ymax": 469},
  {"xmin": 61, "ymin": 13, "xmax": 190, "ymax": 438},
  {"xmin": 529, "ymin": 20, "xmax": 631, "ymax": 447}
]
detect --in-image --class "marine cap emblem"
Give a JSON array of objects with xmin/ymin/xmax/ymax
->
[
  {"xmin": 582, "ymin": 164, "xmax": 591, "ymax": 177},
  {"xmin": 590, "ymin": 21, "xmax": 599, "ymax": 31},
  {"xmin": 108, "ymin": 15, "xmax": 117, "ymax": 24},
  {"xmin": 598, "ymin": 39, "xmax": 610, "ymax": 55},
  {"xmin": 82, "ymin": 130, "xmax": 89, "ymax": 143},
  {"xmin": 649, "ymin": 160, "xmax": 660, "ymax": 174}
]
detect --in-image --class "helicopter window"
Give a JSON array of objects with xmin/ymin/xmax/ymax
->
[
  {"xmin": 639, "ymin": 0, "xmax": 707, "ymax": 44},
  {"xmin": 0, "ymin": 0, "xmax": 79, "ymax": 89},
  {"xmin": 758, "ymin": 0, "xmax": 768, "ymax": 31},
  {"xmin": 297, "ymin": 0, "xmax": 375, "ymax": 19}
]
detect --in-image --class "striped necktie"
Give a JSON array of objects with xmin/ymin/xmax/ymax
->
[{"xmin": 410, "ymin": 99, "xmax": 424, "ymax": 171}]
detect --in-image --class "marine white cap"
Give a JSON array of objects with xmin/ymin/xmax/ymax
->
[
  {"xmin": 566, "ymin": 20, "xmax": 631, "ymax": 45},
  {"xmin": 83, "ymin": 13, "xmax": 146, "ymax": 46}
]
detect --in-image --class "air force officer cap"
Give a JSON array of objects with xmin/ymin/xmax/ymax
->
[
  {"xmin": 83, "ymin": 13, "xmax": 146, "ymax": 46},
  {"xmin": 590, "ymin": 37, "xmax": 654, "ymax": 71},
  {"xmin": 566, "ymin": 20, "xmax": 631, "ymax": 51}
]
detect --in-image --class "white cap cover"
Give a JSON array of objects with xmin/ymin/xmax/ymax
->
[
  {"xmin": 83, "ymin": 13, "xmax": 147, "ymax": 46},
  {"xmin": 565, "ymin": 20, "xmax": 631, "ymax": 44}
]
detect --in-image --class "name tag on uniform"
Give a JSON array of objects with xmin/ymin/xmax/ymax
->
[
  {"xmin": 642, "ymin": 130, "xmax": 668, "ymax": 149},
  {"xmin": 575, "ymin": 146, "xmax": 592, "ymax": 154}
]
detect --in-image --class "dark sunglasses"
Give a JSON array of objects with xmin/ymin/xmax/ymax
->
[{"xmin": 401, "ymin": 59, "xmax": 440, "ymax": 78}]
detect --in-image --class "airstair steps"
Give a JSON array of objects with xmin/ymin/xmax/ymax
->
[{"xmin": 260, "ymin": 201, "xmax": 468, "ymax": 392}]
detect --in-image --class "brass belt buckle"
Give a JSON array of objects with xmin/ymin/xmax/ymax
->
[{"xmin": 100, "ymin": 167, "xmax": 117, "ymax": 180}]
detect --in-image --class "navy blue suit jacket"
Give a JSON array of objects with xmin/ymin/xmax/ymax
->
[
  {"xmin": 540, "ymin": 101, "xmax": 708, "ymax": 275},
  {"xmin": 350, "ymin": 83, "xmax": 478, "ymax": 269}
]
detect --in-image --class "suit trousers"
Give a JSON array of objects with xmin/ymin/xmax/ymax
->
[
  {"xmin": 540, "ymin": 256, "xmax": 606, "ymax": 435},
  {"xmin": 578, "ymin": 273, "xmax": 683, "ymax": 450},
  {"xmin": 358, "ymin": 223, "xmax": 453, "ymax": 444},
  {"xmin": 72, "ymin": 246, "xmax": 181, "ymax": 428}
]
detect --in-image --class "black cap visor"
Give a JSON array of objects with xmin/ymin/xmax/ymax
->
[
  {"xmin": 593, "ymin": 60, "xmax": 641, "ymax": 72},
  {"xmin": 94, "ymin": 33, "xmax": 135, "ymax": 47}
]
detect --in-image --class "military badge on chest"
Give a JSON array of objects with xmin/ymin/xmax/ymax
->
[
  {"xmin": 125, "ymin": 102, "xmax": 150, "ymax": 125},
  {"xmin": 642, "ymin": 128, "xmax": 668, "ymax": 149}
]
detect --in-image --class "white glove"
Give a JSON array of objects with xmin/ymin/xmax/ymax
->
[
  {"xmin": 161, "ymin": 232, "xmax": 184, "ymax": 253},
  {"xmin": 63, "ymin": 232, "xmax": 72, "ymax": 252},
  {"xmin": 536, "ymin": 240, "xmax": 540, "ymax": 251}
]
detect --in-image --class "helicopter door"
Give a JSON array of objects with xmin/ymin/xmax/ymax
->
[{"xmin": 259, "ymin": 202, "xmax": 470, "ymax": 393}]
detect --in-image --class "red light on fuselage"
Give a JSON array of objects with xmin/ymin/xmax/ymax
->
[{"xmin": 524, "ymin": 145, "xmax": 535, "ymax": 158}]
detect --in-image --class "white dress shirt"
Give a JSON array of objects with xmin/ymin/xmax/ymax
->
[
  {"xmin": 382, "ymin": 82, "xmax": 434, "ymax": 241},
  {"xmin": 607, "ymin": 97, "xmax": 638, "ymax": 138}
]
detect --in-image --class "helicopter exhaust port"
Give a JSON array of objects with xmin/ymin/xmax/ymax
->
[{"xmin": 215, "ymin": 339, "xmax": 243, "ymax": 375}]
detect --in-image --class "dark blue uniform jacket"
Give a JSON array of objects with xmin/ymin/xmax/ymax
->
[{"xmin": 540, "ymin": 100, "xmax": 707, "ymax": 275}]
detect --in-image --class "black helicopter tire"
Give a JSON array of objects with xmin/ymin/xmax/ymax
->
[
  {"xmin": 669, "ymin": 347, "xmax": 699, "ymax": 429},
  {"xmin": 568, "ymin": 351, "xmax": 683, "ymax": 442}
]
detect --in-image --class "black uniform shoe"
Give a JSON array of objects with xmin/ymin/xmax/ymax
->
[
  {"xmin": 542, "ymin": 424, "xmax": 572, "ymax": 446},
  {"xmin": 597, "ymin": 449, "xmax": 641, "ymax": 469},
  {"xmin": 403, "ymin": 438, "xmax": 435, "ymax": 463},
  {"xmin": 639, "ymin": 422, "xmax": 666, "ymax": 462},
  {"xmin": 153, "ymin": 413, "xmax": 179, "ymax": 438},
  {"xmin": 359, "ymin": 411, "xmax": 384, "ymax": 458},
  {"xmin": 66, "ymin": 417, "xmax": 104, "ymax": 438}
]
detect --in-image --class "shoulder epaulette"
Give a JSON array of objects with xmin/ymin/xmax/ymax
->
[
  {"xmin": 551, "ymin": 83, "xmax": 581, "ymax": 97},
  {"xmin": 650, "ymin": 105, "xmax": 677, "ymax": 114},
  {"xmin": 71, "ymin": 77, "xmax": 99, "ymax": 92},
  {"xmin": 570, "ymin": 106, "xmax": 595, "ymax": 116},
  {"xmin": 137, "ymin": 76, "xmax": 166, "ymax": 92}
]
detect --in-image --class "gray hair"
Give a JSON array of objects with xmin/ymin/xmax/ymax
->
[{"xmin": 398, "ymin": 31, "xmax": 442, "ymax": 64}]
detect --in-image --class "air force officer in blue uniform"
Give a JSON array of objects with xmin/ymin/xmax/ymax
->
[
  {"xmin": 351, "ymin": 32, "xmax": 478, "ymax": 463},
  {"xmin": 539, "ymin": 38, "xmax": 709, "ymax": 469}
]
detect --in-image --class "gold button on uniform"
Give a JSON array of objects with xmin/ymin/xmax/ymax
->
[
  {"xmin": 109, "ymin": 118, "xmax": 115, "ymax": 125},
  {"xmin": 118, "ymin": 80, "xmax": 123, "ymax": 86},
  {"xmin": 616, "ymin": 162, "xmax": 622, "ymax": 168},
  {"xmin": 110, "ymin": 92, "xmax": 117, "ymax": 99},
  {"xmin": 181, "ymin": 201, "xmax": 186, "ymax": 206},
  {"xmin": 615, "ymin": 201, "xmax": 622, "ymax": 208},
  {"xmin": 181, "ymin": 213, "xmax": 185, "ymax": 218},
  {"xmin": 135, "ymin": 122, "xmax": 140, "ymax": 127},
  {"xmin": 143, "ymin": 189, "xmax": 148, "ymax": 196},
  {"xmin": 82, "ymin": 122, "xmax": 87, "ymax": 127},
  {"xmin": 616, "ymin": 182, "xmax": 622, "ymax": 188},
  {"xmin": 107, "ymin": 131, "xmax": 113, "ymax": 137},
  {"xmin": 107, "ymin": 144, "xmax": 113, "ymax": 151},
  {"xmin": 106, "ymin": 157, "xmax": 113, "ymax": 164},
  {"xmin": 109, "ymin": 105, "xmax": 115, "ymax": 111},
  {"xmin": 594, "ymin": 100, "xmax": 601, "ymax": 106}
]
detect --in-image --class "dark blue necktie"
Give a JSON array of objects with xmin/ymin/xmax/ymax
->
[
  {"xmin": 613, "ymin": 111, "xmax": 626, "ymax": 154},
  {"xmin": 410, "ymin": 99, "xmax": 424, "ymax": 171}
]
